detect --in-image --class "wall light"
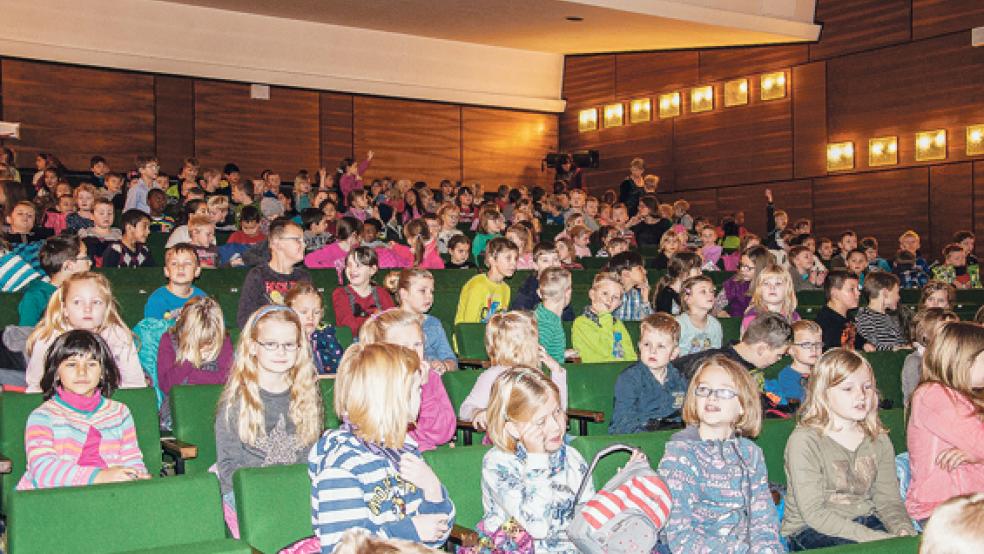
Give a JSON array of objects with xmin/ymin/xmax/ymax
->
[
  {"xmin": 868, "ymin": 136, "xmax": 898, "ymax": 167},
  {"xmin": 603, "ymin": 103, "xmax": 624, "ymax": 128},
  {"xmin": 915, "ymin": 129, "xmax": 947, "ymax": 161},
  {"xmin": 724, "ymin": 79, "xmax": 748, "ymax": 107},
  {"xmin": 690, "ymin": 86, "xmax": 714, "ymax": 113},
  {"xmin": 629, "ymin": 98, "xmax": 652, "ymax": 123},
  {"xmin": 658, "ymin": 92, "xmax": 681, "ymax": 118},
  {"xmin": 760, "ymin": 71, "xmax": 787, "ymax": 101},
  {"xmin": 578, "ymin": 108, "xmax": 598, "ymax": 133},
  {"xmin": 967, "ymin": 124, "xmax": 984, "ymax": 156},
  {"xmin": 827, "ymin": 141, "xmax": 854, "ymax": 172}
]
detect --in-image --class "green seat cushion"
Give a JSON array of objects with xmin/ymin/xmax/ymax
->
[
  {"xmin": 565, "ymin": 362, "xmax": 631, "ymax": 435},
  {"xmin": 423, "ymin": 444, "xmax": 490, "ymax": 530},
  {"xmin": 570, "ymin": 431, "xmax": 676, "ymax": 489},
  {"xmin": 233, "ymin": 464, "xmax": 313, "ymax": 554},
  {"xmin": 170, "ymin": 384, "xmax": 224, "ymax": 475},
  {"xmin": 815, "ymin": 535, "xmax": 919, "ymax": 553},
  {"xmin": 454, "ymin": 323, "xmax": 489, "ymax": 360},
  {"xmin": 121, "ymin": 538, "xmax": 252, "ymax": 554}
]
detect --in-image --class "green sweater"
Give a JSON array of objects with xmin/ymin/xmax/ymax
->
[
  {"xmin": 471, "ymin": 232, "xmax": 499, "ymax": 265},
  {"xmin": 18, "ymin": 279, "xmax": 56, "ymax": 326},
  {"xmin": 782, "ymin": 426, "xmax": 914, "ymax": 542},
  {"xmin": 572, "ymin": 310, "xmax": 637, "ymax": 364},
  {"xmin": 535, "ymin": 303, "xmax": 566, "ymax": 364}
]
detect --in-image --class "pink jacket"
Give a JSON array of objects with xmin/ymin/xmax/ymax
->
[
  {"xmin": 410, "ymin": 369, "xmax": 456, "ymax": 452},
  {"xmin": 906, "ymin": 383, "xmax": 984, "ymax": 520},
  {"xmin": 305, "ymin": 242, "xmax": 420, "ymax": 280},
  {"xmin": 339, "ymin": 159, "xmax": 370, "ymax": 198},
  {"xmin": 26, "ymin": 325, "xmax": 145, "ymax": 393},
  {"xmin": 389, "ymin": 242, "xmax": 445, "ymax": 270}
]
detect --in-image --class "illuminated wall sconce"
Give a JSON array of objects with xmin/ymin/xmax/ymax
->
[
  {"xmin": 578, "ymin": 108, "xmax": 598, "ymax": 132},
  {"xmin": 967, "ymin": 124, "xmax": 984, "ymax": 156},
  {"xmin": 629, "ymin": 98, "xmax": 652, "ymax": 123},
  {"xmin": 690, "ymin": 86, "xmax": 714, "ymax": 113},
  {"xmin": 915, "ymin": 129, "xmax": 947, "ymax": 161},
  {"xmin": 760, "ymin": 71, "xmax": 787, "ymax": 101},
  {"xmin": 868, "ymin": 136, "xmax": 898, "ymax": 167},
  {"xmin": 603, "ymin": 103, "xmax": 624, "ymax": 128},
  {"xmin": 658, "ymin": 92, "xmax": 681, "ymax": 118},
  {"xmin": 724, "ymin": 79, "xmax": 748, "ymax": 107},
  {"xmin": 827, "ymin": 141, "xmax": 854, "ymax": 172}
]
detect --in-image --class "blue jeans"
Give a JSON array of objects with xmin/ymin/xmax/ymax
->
[{"xmin": 787, "ymin": 514, "xmax": 886, "ymax": 551}]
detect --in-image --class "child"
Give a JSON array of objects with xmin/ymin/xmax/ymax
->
[
  {"xmin": 906, "ymin": 322, "xmax": 984, "ymax": 523},
  {"xmin": 569, "ymin": 224, "xmax": 592, "ymax": 259},
  {"xmin": 359, "ymin": 309, "xmax": 456, "ymax": 451},
  {"xmin": 459, "ymin": 311, "xmax": 567, "ymax": 428},
  {"xmin": 124, "ymin": 155, "xmax": 158, "ymax": 214},
  {"xmin": 772, "ymin": 320, "xmax": 823, "ymax": 405},
  {"xmin": 66, "ymin": 182, "xmax": 96, "ymax": 232},
  {"xmin": 572, "ymin": 272, "xmax": 638, "ymax": 363},
  {"xmin": 344, "ymin": 189, "xmax": 372, "ymax": 221},
  {"xmin": 815, "ymin": 270, "xmax": 863, "ymax": 351},
  {"xmin": 309, "ymin": 343, "xmax": 454, "ymax": 552},
  {"xmin": 788, "ymin": 245, "xmax": 823, "ymax": 291},
  {"xmin": 445, "ymin": 235, "xmax": 475, "ymax": 270},
  {"xmin": 674, "ymin": 313, "xmax": 791, "ymax": 380},
  {"xmin": 901, "ymin": 307, "xmax": 957, "ymax": 407},
  {"xmin": 715, "ymin": 245, "xmax": 772, "ymax": 318},
  {"xmin": 25, "ymin": 272, "xmax": 145, "ymax": 392},
  {"xmin": 861, "ymin": 237, "xmax": 891, "ymax": 273},
  {"xmin": 436, "ymin": 203, "xmax": 464, "ymax": 254},
  {"xmin": 147, "ymin": 188, "xmax": 176, "ymax": 233},
  {"xmin": 284, "ymin": 283, "xmax": 344, "ymax": 375},
  {"xmin": 480, "ymin": 366, "xmax": 592, "ymax": 553},
  {"xmin": 817, "ymin": 237, "xmax": 835, "ymax": 267},
  {"xmin": 846, "ymin": 249, "xmax": 869, "ymax": 283},
  {"xmin": 472, "ymin": 208, "xmax": 505, "ymax": 264},
  {"xmin": 897, "ymin": 229, "xmax": 931, "ymax": 274},
  {"xmin": 227, "ymin": 205, "xmax": 266, "ymax": 245},
  {"xmin": 764, "ymin": 189, "xmax": 787, "ymax": 251},
  {"xmin": 207, "ymin": 194, "xmax": 232, "ymax": 230},
  {"xmin": 18, "ymin": 330, "xmax": 150, "ymax": 490},
  {"xmin": 157, "ymin": 296, "xmax": 233, "ymax": 412},
  {"xmin": 608, "ymin": 251, "xmax": 653, "ymax": 322},
  {"xmin": 331, "ymin": 247, "xmax": 396, "ymax": 336},
  {"xmin": 454, "ymin": 237, "xmax": 517, "ymax": 329},
  {"xmin": 953, "ymin": 230, "xmax": 978, "ymax": 265},
  {"xmin": 216, "ymin": 305, "xmax": 323, "ymax": 520},
  {"xmin": 300, "ymin": 208, "xmax": 334, "ymax": 253},
  {"xmin": 102, "ymin": 209, "xmax": 154, "ymax": 268},
  {"xmin": 741, "ymin": 263, "xmax": 800, "ymax": 334},
  {"xmin": 920, "ymin": 493, "xmax": 984, "ymax": 553},
  {"xmin": 337, "ymin": 151, "xmax": 373, "ymax": 200},
  {"xmin": 894, "ymin": 249, "xmax": 930, "ymax": 289},
  {"xmin": 397, "ymin": 269, "xmax": 457, "ymax": 374},
  {"xmin": 610, "ymin": 313, "xmax": 686, "ymax": 433},
  {"xmin": 144, "ymin": 244, "xmax": 207, "ymax": 321},
  {"xmin": 783, "ymin": 349, "xmax": 916, "ymax": 549},
  {"xmin": 237, "ymin": 219, "xmax": 312, "ymax": 327},
  {"xmin": 397, "ymin": 218, "xmax": 443, "ymax": 269},
  {"xmin": 79, "ymin": 198, "xmax": 122, "ymax": 264},
  {"xmin": 676, "ymin": 275, "xmax": 723, "ymax": 355},
  {"xmin": 829, "ymin": 231, "xmax": 858, "ymax": 270},
  {"xmin": 919, "ymin": 280, "xmax": 956, "ymax": 310},
  {"xmin": 505, "ymin": 224, "xmax": 536, "ymax": 269},
  {"xmin": 535, "ymin": 267, "xmax": 573, "ymax": 365},
  {"xmin": 658, "ymin": 355, "xmax": 783, "ymax": 552},
  {"xmin": 555, "ymin": 237, "xmax": 582, "ymax": 270},
  {"xmin": 511, "ymin": 241, "xmax": 570, "ymax": 314},
  {"xmin": 698, "ymin": 224, "xmax": 722, "ymax": 269},
  {"xmin": 188, "ymin": 214, "xmax": 219, "ymax": 269},
  {"xmin": 652, "ymin": 252, "xmax": 702, "ymax": 315},
  {"xmin": 304, "ymin": 216, "xmax": 363, "ymax": 276},
  {"xmin": 19, "ymin": 235, "xmax": 90, "ymax": 327},
  {"xmin": 855, "ymin": 272, "xmax": 908, "ymax": 351},
  {"xmin": 933, "ymin": 243, "xmax": 971, "ymax": 288}
]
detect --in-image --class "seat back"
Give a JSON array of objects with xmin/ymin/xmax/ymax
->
[
  {"xmin": 720, "ymin": 317, "xmax": 742, "ymax": 345},
  {"xmin": 570, "ymin": 431, "xmax": 677, "ymax": 489},
  {"xmin": 441, "ymin": 370, "xmax": 483, "ymax": 415},
  {"xmin": 565, "ymin": 362, "xmax": 631, "ymax": 435},
  {"xmin": 8, "ymin": 473, "xmax": 230, "ymax": 553},
  {"xmin": 423, "ymin": 444, "xmax": 490, "ymax": 530},
  {"xmin": 319, "ymin": 379, "xmax": 338, "ymax": 429},
  {"xmin": 816, "ymin": 535, "xmax": 919, "ymax": 553},
  {"xmin": 170, "ymin": 384, "xmax": 224, "ymax": 475},
  {"xmin": 454, "ymin": 323, "xmax": 489, "ymax": 360},
  {"xmin": 865, "ymin": 350, "xmax": 909, "ymax": 409},
  {"xmin": 234, "ymin": 464, "xmax": 312, "ymax": 554}
]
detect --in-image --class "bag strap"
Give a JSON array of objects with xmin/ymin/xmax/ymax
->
[{"xmin": 573, "ymin": 442, "xmax": 639, "ymax": 505}]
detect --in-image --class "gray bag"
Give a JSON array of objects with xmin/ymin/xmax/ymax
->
[{"xmin": 568, "ymin": 443, "xmax": 672, "ymax": 554}]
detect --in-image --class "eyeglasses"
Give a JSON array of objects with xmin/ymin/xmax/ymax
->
[
  {"xmin": 739, "ymin": 264, "xmax": 755, "ymax": 271},
  {"xmin": 694, "ymin": 385, "xmax": 739, "ymax": 400},
  {"xmin": 277, "ymin": 236, "xmax": 304, "ymax": 243},
  {"xmin": 793, "ymin": 342, "xmax": 823, "ymax": 351},
  {"xmin": 257, "ymin": 341, "xmax": 300, "ymax": 353}
]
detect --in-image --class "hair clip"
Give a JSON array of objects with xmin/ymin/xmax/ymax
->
[{"xmin": 254, "ymin": 304, "xmax": 293, "ymax": 320}]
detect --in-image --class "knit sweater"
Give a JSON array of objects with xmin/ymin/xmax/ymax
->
[
  {"xmin": 782, "ymin": 426, "xmax": 913, "ymax": 542},
  {"xmin": 309, "ymin": 427, "xmax": 454, "ymax": 552},
  {"xmin": 535, "ymin": 303, "xmax": 566, "ymax": 365},
  {"xmin": 18, "ymin": 395, "xmax": 146, "ymax": 490},
  {"xmin": 26, "ymin": 326, "xmax": 145, "ymax": 393},
  {"xmin": 571, "ymin": 309, "xmax": 637, "ymax": 363}
]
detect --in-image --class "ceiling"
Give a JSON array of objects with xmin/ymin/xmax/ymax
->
[{"xmin": 163, "ymin": 0, "xmax": 820, "ymax": 54}]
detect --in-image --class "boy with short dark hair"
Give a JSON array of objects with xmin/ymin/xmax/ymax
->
[
  {"xmin": 102, "ymin": 209, "xmax": 154, "ymax": 268},
  {"xmin": 828, "ymin": 230, "xmax": 858, "ymax": 269},
  {"xmin": 301, "ymin": 207, "xmax": 333, "ymax": 252},
  {"xmin": 3, "ymin": 200, "xmax": 52, "ymax": 272},
  {"xmin": 236, "ymin": 218, "xmax": 312, "ymax": 327},
  {"xmin": 227, "ymin": 205, "xmax": 265, "ymax": 245},
  {"xmin": 855, "ymin": 272, "xmax": 907, "ymax": 351},
  {"xmin": 510, "ymin": 241, "xmax": 573, "ymax": 319},
  {"xmin": 89, "ymin": 156, "xmax": 109, "ymax": 187},
  {"xmin": 18, "ymin": 235, "xmax": 90, "ymax": 326},
  {"xmin": 674, "ymin": 312, "xmax": 792, "ymax": 380},
  {"xmin": 446, "ymin": 235, "xmax": 475, "ymax": 270},
  {"xmin": 144, "ymin": 244, "xmax": 207, "ymax": 321},
  {"xmin": 454, "ymin": 237, "xmax": 517, "ymax": 329},
  {"xmin": 815, "ymin": 269, "xmax": 863, "ymax": 351},
  {"xmin": 147, "ymin": 188, "xmax": 175, "ymax": 233},
  {"xmin": 124, "ymin": 155, "xmax": 159, "ymax": 214},
  {"xmin": 609, "ymin": 250, "xmax": 653, "ymax": 321}
]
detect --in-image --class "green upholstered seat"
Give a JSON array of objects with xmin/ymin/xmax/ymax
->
[
  {"xmin": 233, "ymin": 464, "xmax": 312, "ymax": 554},
  {"xmin": 570, "ymin": 431, "xmax": 676, "ymax": 489},
  {"xmin": 565, "ymin": 362, "xmax": 632, "ymax": 435},
  {"xmin": 423, "ymin": 444, "xmax": 490, "ymax": 530}
]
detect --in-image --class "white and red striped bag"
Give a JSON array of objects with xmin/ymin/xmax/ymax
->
[{"xmin": 568, "ymin": 444, "xmax": 672, "ymax": 554}]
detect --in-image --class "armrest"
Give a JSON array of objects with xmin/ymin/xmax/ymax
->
[
  {"xmin": 457, "ymin": 358, "xmax": 490, "ymax": 368},
  {"xmin": 456, "ymin": 418, "xmax": 475, "ymax": 430},
  {"xmin": 567, "ymin": 409, "xmax": 605, "ymax": 423},
  {"xmin": 0, "ymin": 452, "xmax": 11, "ymax": 474},
  {"xmin": 160, "ymin": 438, "xmax": 198, "ymax": 460},
  {"xmin": 449, "ymin": 524, "xmax": 479, "ymax": 547}
]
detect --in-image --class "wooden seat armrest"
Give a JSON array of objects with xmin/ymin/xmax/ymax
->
[
  {"xmin": 161, "ymin": 438, "xmax": 198, "ymax": 460},
  {"xmin": 457, "ymin": 358, "xmax": 490, "ymax": 368},
  {"xmin": 456, "ymin": 419, "xmax": 475, "ymax": 431},
  {"xmin": 0, "ymin": 452, "xmax": 11, "ymax": 474},
  {"xmin": 567, "ymin": 409, "xmax": 605, "ymax": 423},
  {"xmin": 449, "ymin": 524, "xmax": 479, "ymax": 547}
]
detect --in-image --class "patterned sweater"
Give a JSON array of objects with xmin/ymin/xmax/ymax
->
[{"xmin": 18, "ymin": 396, "xmax": 146, "ymax": 490}]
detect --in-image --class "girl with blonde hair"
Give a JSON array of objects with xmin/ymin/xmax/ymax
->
[
  {"xmin": 25, "ymin": 272, "xmax": 143, "ymax": 392},
  {"xmin": 741, "ymin": 263, "xmax": 800, "ymax": 334},
  {"xmin": 782, "ymin": 349, "xmax": 915, "ymax": 549},
  {"xmin": 310, "ymin": 343, "xmax": 454, "ymax": 553},
  {"xmin": 505, "ymin": 223, "xmax": 535, "ymax": 269},
  {"xmin": 920, "ymin": 493, "xmax": 984, "ymax": 553},
  {"xmin": 435, "ymin": 203, "xmax": 464, "ymax": 254},
  {"xmin": 284, "ymin": 282, "xmax": 344, "ymax": 375}
]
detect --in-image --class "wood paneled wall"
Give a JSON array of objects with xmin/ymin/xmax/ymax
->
[
  {"xmin": 560, "ymin": 0, "xmax": 984, "ymax": 258},
  {"xmin": 0, "ymin": 59, "xmax": 558, "ymax": 188}
]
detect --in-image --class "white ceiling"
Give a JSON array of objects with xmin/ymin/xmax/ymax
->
[{"xmin": 162, "ymin": 0, "xmax": 820, "ymax": 54}]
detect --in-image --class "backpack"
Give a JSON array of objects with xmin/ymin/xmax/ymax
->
[{"xmin": 568, "ymin": 443, "xmax": 672, "ymax": 554}]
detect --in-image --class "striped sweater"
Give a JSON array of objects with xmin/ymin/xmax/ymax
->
[
  {"xmin": 308, "ymin": 428, "xmax": 455, "ymax": 553},
  {"xmin": 18, "ymin": 396, "xmax": 146, "ymax": 490}
]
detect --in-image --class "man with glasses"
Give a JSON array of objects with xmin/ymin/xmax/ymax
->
[
  {"xmin": 124, "ymin": 155, "xmax": 160, "ymax": 214},
  {"xmin": 674, "ymin": 312, "xmax": 792, "ymax": 381},
  {"xmin": 236, "ymin": 218, "xmax": 312, "ymax": 327}
]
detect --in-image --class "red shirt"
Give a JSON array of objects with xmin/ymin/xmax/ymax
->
[{"xmin": 331, "ymin": 285, "xmax": 395, "ymax": 336}]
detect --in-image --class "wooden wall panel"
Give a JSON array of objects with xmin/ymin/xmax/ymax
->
[
  {"xmin": 194, "ymin": 81, "xmax": 319, "ymax": 179},
  {"xmin": 562, "ymin": 56, "xmax": 615, "ymax": 105},
  {"xmin": 974, "ymin": 162, "xmax": 984, "ymax": 260},
  {"xmin": 670, "ymin": 188, "xmax": 717, "ymax": 227},
  {"xmin": 698, "ymin": 45, "xmax": 808, "ymax": 82},
  {"xmin": 2, "ymin": 60, "xmax": 154, "ymax": 171},
  {"xmin": 354, "ymin": 97, "xmax": 460, "ymax": 185},
  {"xmin": 462, "ymin": 107, "xmax": 558, "ymax": 188},
  {"xmin": 929, "ymin": 163, "xmax": 973, "ymax": 260},
  {"xmin": 913, "ymin": 0, "xmax": 984, "ymax": 40},
  {"xmin": 792, "ymin": 62, "xmax": 827, "ymax": 179},
  {"xmin": 578, "ymin": 121, "xmax": 674, "ymax": 196},
  {"xmin": 812, "ymin": 168, "xmax": 929, "ymax": 258},
  {"xmin": 614, "ymin": 51, "xmax": 698, "ymax": 98},
  {"xmin": 320, "ymin": 92, "xmax": 353, "ymax": 168},
  {"xmin": 827, "ymin": 32, "xmax": 984, "ymax": 170},
  {"xmin": 714, "ymin": 180, "xmax": 813, "ymax": 238},
  {"xmin": 810, "ymin": 0, "xmax": 911, "ymax": 60},
  {"xmin": 673, "ymin": 96, "xmax": 792, "ymax": 190},
  {"xmin": 154, "ymin": 76, "xmax": 194, "ymax": 174}
]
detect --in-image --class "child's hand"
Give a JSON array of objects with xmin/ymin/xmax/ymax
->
[
  {"xmin": 764, "ymin": 189, "xmax": 773, "ymax": 203},
  {"xmin": 366, "ymin": 150, "xmax": 375, "ymax": 161},
  {"xmin": 472, "ymin": 410, "xmax": 489, "ymax": 430},
  {"xmin": 411, "ymin": 513, "xmax": 450, "ymax": 542},
  {"xmin": 862, "ymin": 343, "xmax": 877, "ymax": 353},
  {"xmin": 94, "ymin": 466, "xmax": 148, "ymax": 484},
  {"xmin": 935, "ymin": 448, "xmax": 980, "ymax": 470},
  {"xmin": 399, "ymin": 453, "xmax": 443, "ymax": 502}
]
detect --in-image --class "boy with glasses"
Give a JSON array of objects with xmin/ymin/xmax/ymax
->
[
  {"xmin": 772, "ymin": 320, "xmax": 823, "ymax": 406},
  {"xmin": 124, "ymin": 155, "xmax": 160, "ymax": 214}
]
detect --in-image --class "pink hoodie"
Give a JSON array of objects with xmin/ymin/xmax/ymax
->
[{"xmin": 409, "ymin": 369, "xmax": 456, "ymax": 452}]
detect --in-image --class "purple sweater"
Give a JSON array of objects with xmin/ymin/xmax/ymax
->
[
  {"xmin": 157, "ymin": 333, "xmax": 234, "ymax": 395},
  {"xmin": 722, "ymin": 278, "xmax": 751, "ymax": 319}
]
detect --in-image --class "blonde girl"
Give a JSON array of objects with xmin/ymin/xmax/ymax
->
[
  {"xmin": 436, "ymin": 203, "xmax": 464, "ymax": 254},
  {"xmin": 782, "ymin": 349, "xmax": 915, "ymax": 549},
  {"xmin": 657, "ymin": 355, "xmax": 783, "ymax": 552},
  {"xmin": 651, "ymin": 230, "xmax": 680, "ymax": 270},
  {"xmin": 459, "ymin": 311, "xmax": 567, "ymax": 429},
  {"xmin": 215, "ymin": 305, "xmax": 323, "ymax": 528},
  {"xmin": 741, "ymin": 263, "xmax": 800, "ymax": 334},
  {"xmin": 66, "ymin": 182, "xmax": 97, "ymax": 232},
  {"xmin": 919, "ymin": 280, "xmax": 956, "ymax": 310},
  {"xmin": 359, "ymin": 308, "xmax": 455, "ymax": 452},
  {"xmin": 397, "ymin": 269, "xmax": 457, "ymax": 374},
  {"xmin": 157, "ymin": 296, "xmax": 234, "ymax": 411},
  {"xmin": 505, "ymin": 224, "xmax": 535, "ymax": 270},
  {"xmin": 25, "ymin": 272, "xmax": 143, "ymax": 392},
  {"xmin": 284, "ymin": 283, "xmax": 344, "ymax": 375},
  {"xmin": 480, "ymin": 367, "xmax": 597, "ymax": 553},
  {"xmin": 310, "ymin": 343, "xmax": 454, "ymax": 552},
  {"xmin": 920, "ymin": 493, "xmax": 984, "ymax": 553},
  {"xmin": 906, "ymin": 322, "xmax": 984, "ymax": 523}
]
